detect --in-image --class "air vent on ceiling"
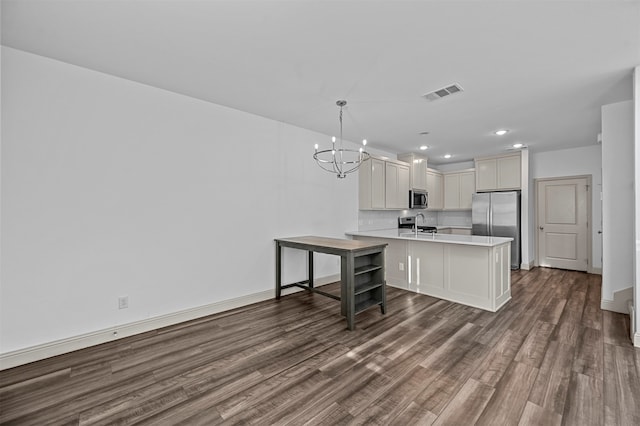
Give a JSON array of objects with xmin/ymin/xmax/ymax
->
[{"xmin": 423, "ymin": 83, "xmax": 464, "ymax": 101}]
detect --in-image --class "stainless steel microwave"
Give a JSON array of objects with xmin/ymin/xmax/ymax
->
[{"xmin": 409, "ymin": 189, "xmax": 428, "ymax": 209}]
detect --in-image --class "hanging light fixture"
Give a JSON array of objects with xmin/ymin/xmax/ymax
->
[{"xmin": 313, "ymin": 100, "xmax": 370, "ymax": 178}]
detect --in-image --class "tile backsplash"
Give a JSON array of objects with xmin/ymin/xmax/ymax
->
[
  {"xmin": 358, "ymin": 209, "xmax": 471, "ymax": 230},
  {"xmin": 358, "ymin": 210, "xmax": 437, "ymax": 231},
  {"xmin": 437, "ymin": 210, "xmax": 472, "ymax": 227}
]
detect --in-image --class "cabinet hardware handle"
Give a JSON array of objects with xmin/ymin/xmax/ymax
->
[{"xmin": 539, "ymin": 226, "xmax": 544, "ymax": 231}]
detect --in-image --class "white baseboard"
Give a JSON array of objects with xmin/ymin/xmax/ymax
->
[
  {"xmin": 520, "ymin": 261, "xmax": 535, "ymax": 271},
  {"xmin": 634, "ymin": 332, "xmax": 640, "ymax": 348},
  {"xmin": 629, "ymin": 300, "xmax": 636, "ymax": 342},
  {"xmin": 589, "ymin": 267, "xmax": 602, "ymax": 275},
  {"xmin": 600, "ymin": 286, "xmax": 634, "ymax": 314},
  {"xmin": 0, "ymin": 274, "xmax": 340, "ymax": 370}
]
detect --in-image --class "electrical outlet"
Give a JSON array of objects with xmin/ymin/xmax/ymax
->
[
  {"xmin": 399, "ymin": 262, "xmax": 404, "ymax": 271},
  {"xmin": 118, "ymin": 296, "xmax": 129, "ymax": 309}
]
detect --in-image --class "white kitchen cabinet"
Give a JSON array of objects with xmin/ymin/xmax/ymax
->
[
  {"xmin": 385, "ymin": 160, "xmax": 410, "ymax": 209},
  {"xmin": 397, "ymin": 153, "xmax": 428, "ymax": 190},
  {"xmin": 475, "ymin": 153, "xmax": 521, "ymax": 191},
  {"xmin": 359, "ymin": 158, "xmax": 386, "ymax": 210},
  {"xmin": 426, "ymin": 169, "xmax": 443, "ymax": 210},
  {"xmin": 459, "ymin": 172, "xmax": 475, "ymax": 209},
  {"xmin": 359, "ymin": 157, "xmax": 410, "ymax": 210},
  {"xmin": 409, "ymin": 240, "xmax": 510, "ymax": 311},
  {"xmin": 408, "ymin": 241, "xmax": 444, "ymax": 292},
  {"xmin": 443, "ymin": 170, "xmax": 475, "ymax": 209},
  {"xmin": 497, "ymin": 155, "xmax": 521, "ymax": 189}
]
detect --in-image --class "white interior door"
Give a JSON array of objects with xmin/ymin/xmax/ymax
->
[{"xmin": 537, "ymin": 177, "xmax": 589, "ymax": 271}]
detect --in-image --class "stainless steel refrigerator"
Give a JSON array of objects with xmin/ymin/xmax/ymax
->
[{"xmin": 472, "ymin": 191, "xmax": 521, "ymax": 270}]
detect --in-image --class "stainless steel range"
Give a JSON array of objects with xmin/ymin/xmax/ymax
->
[{"xmin": 398, "ymin": 216, "xmax": 437, "ymax": 233}]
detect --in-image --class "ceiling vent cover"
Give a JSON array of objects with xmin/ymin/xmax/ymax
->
[{"xmin": 423, "ymin": 83, "xmax": 464, "ymax": 101}]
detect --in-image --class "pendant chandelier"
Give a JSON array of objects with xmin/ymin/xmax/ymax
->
[{"xmin": 313, "ymin": 100, "xmax": 370, "ymax": 178}]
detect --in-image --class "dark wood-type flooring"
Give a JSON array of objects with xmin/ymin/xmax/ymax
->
[{"xmin": 2, "ymin": 268, "xmax": 640, "ymax": 425}]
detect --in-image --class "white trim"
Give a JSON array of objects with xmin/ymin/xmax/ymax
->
[
  {"xmin": 590, "ymin": 267, "xmax": 602, "ymax": 275},
  {"xmin": 600, "ymin": 286, "xmax": 633, "ymax": 314},
  {"xmin": 0, "ymin": 274, "xmax": 340, "ymax": 370},
  {"xmin": 634, "ymin": 332, "xmax": 640, "ymax": 348},
  {"xmin": 520, "ymin": 261, "xmax": 534, "ymax": 270},
  {"xmin": 629, "ymin": 300, "xmax": 636, "ymax": 342}
]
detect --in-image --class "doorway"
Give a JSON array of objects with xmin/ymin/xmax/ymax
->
[{"xmin": 536, "ymin": 176, "xmax": 591, "ymax": 271}]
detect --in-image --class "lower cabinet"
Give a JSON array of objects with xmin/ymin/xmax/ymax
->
[
  {"xmin": 409, "ymin": 241, "xmax": 510, "ymax": 311},
  {"xmin": 352, "ymin": 236, "xmax": 511, "ymax": 312}
]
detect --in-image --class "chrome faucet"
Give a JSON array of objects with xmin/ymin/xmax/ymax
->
[{"xmin": 415, "ymin": 213, "xmax": 425, "ymax": 236}]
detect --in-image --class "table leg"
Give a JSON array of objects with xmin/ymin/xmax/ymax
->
[
  {"xmin": 381, "ymin": 248, "xmax": 386, "ymax": 314},
  {"xmin": 340, "ymin": 255, "xmax": 347, "ymax": 316},
  {"xmin": 345, "ymin": 253, "xmax": 355, "ymax": 331},
  {"xmin": 275, "ymin": 241, "xmax": 282, "ymax": 299},
  {"xmin": 308, "ymin": 251, "xmax": 314, "ymax": 288}
]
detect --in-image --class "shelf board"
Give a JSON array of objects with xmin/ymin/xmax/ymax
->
[
  {"xmin": 354, "ymin": 264, "xmax": 383, "ymax": 276},
  {"xmin": 355, "ymin": 297, "xmax": 382, "ymax": 314},
  {"xmin": 354, "ymin": 281, "xmax": 384, "ymax": 296}
]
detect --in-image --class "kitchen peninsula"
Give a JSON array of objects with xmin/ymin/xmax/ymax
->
[{"xmin": 345, "ymin": 229, "xmax": 512, "ymax": 312}]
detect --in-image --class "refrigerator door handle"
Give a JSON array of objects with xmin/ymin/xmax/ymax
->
[{"xmin": 487, "ymin": 203, "xmax": 492, "ymax": 235}]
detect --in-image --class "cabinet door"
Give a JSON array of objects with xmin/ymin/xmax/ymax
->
[
  {"xmin": 409, "ymin": 241, "xmax": 444, "ymax": 292},
  {"xmin": 398, "ymin": 163, "xmax": 410, "ymax": 207},
  {"xmin": 385, "ymin": 162, "xmax": 409, "ymax": 209},
  {"xmin": 497, "ymin": 155, "xmax": 521, "ymax": 189},
  {"xmin": 413, "ymin": 158, "xmax": 428, "ymax": 190},
  {"xmin": 427, "ymin": 171, "xmax": 443, "ymax": 210},
  {"xmin": 385, "ymin": 162, "xmax": 398, "ymax": 209},
  {"xmin": 475, "ymin": 159, "xmax": 497, "ymax": 191},
  {"xmin": 459, "ymin": 171, "xmax": 475, "ymax": 209},
  {"xmin": 371, "ymin": 159, "xmax": 385, "ymax": 208},
  {"xmin": 443, "ymin": 174, "xmax": 460, "ymax": 209},
  {"xmin": 360, "ymin": 158, "xmax": 386, "ymax": 209}
]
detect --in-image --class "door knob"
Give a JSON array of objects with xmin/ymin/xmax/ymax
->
[
  {"xmin": 598, "ymin": 230, "xmax": 602, "ymax": 234},
  {"xmin": 539, "ymin": 226, "xmax": 544, "ymax": 231}
]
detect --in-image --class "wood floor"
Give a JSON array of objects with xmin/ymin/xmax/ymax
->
[{"xmin": 1, "ymin": 268, "xmax": 639, "ymax": 425}]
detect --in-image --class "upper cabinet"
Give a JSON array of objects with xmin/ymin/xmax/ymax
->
[
  {"xmin": 426, "ymin": 168, "xmax": 443, "ymax": 210},
  {"xmin": 385, "ymin": 160, "xmax": 410, "ymax": 209},
  {"xmin": 359, "ymin": 156, "xmax": 410, "ymax": 210},
  {"xmin": 359, "ymin": 157, "xmax": 386, "ymax": 210},
  {"xmin": 397, "ymin": 153, "xmax": 428, "ymax": 190},
  {"xmin": 475, "ymin": 153, "xmax": 521, "ymax": 191},
  {"xmin": 443, "ymin": 170, "xmax": 475, "ymax": 210}
]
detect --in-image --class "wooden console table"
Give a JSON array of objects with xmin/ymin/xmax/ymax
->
[{"xmin": 275, "ymin": 236, "xmax": 387, "ymax": 330}]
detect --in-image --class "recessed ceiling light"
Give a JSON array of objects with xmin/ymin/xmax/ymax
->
[
  {"xmin": 495, "ymin": 129, "xmax": 509, "ymax": 136},
  {"xmin": 512, "ymin": 143, "xmax": 523, "ymax": 149},
  {"xmin": 444, "ymin": 154, "xmax": 452, "ymax": 159},
  {"xmin": 419, "ymin": 145, "xmax": 428, "ymax": 150}
]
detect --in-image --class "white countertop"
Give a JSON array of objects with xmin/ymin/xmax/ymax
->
[{"xmin": 346, "ymin": 228, "xmax": 512, "ymax": 247}]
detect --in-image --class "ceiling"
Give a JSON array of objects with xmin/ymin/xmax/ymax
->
[{"xmin": 2, "ymin": 0, "xmax": 639, "ymax": 165}]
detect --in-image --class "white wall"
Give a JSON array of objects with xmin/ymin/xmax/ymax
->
[
  {"xmin": 633, "ymin": 66, "xmax": 640, "ymax": 344},
  {"xmin": 531, "ymin": 145, "xmax": 603, "ymax": 270},
  {"xmin": 601, "ymin": 100, "xmax": 634, "ymax": 301},
  {"xmin": 0, "ymin": 47, "xmax": 361, "ymax": 354}
]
